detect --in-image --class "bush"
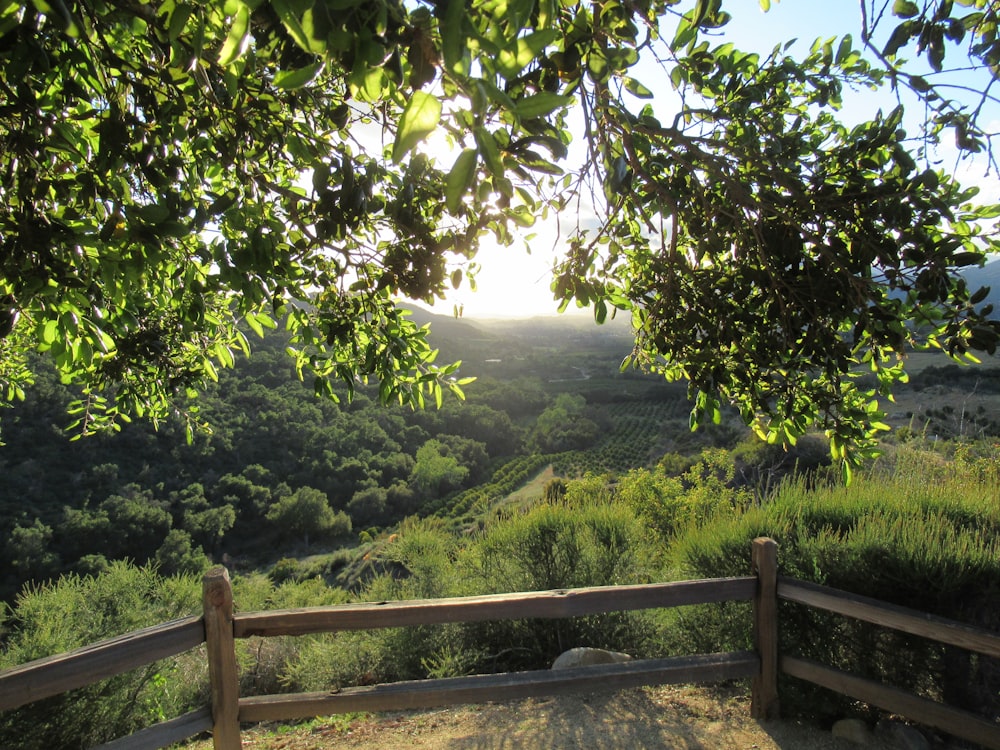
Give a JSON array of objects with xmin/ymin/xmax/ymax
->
[
  {"xmin": 0, "ymin": 563, "xmax": 361, "ymax": 748},
  {"xmin": 0, "ymin": 562, "xmax": 204, "ymax": 749},
  {"xmin": 730, "ymin": 434, "xmax": 833, "ymax": 499},
  {"xmin": 667, "ymin": 463, "xmax": 1000, "ymax": 722},
  {"xmin": 617, "ymin": 448, "xmax": 752, "ymax": 539},
  {"xmin": 269, "ymin": 557, "xmax": 305, "ymax": 584},
  {"xmin": 281, "ymin": 520, "xmax": 462, "ymax": 691},
  {"xmin": 232, "ymin": 574, "xmax": 349, "ymax": 697},
  {"xmin": 452, "ymin": 499, "xmax": 658, "ymax": 673},
  {"xmin": 281, "ymin": 502, "xmax": 662, "ymax": 691}
]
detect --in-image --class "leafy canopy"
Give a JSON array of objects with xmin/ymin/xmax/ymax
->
[{"xmin": 1, "ymin": 0, "xmax": 999, "ymax": 471}]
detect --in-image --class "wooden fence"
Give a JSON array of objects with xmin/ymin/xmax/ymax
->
[{"xmin": 0, "ymin": 538, "xmax": 998, "ymax": 749}]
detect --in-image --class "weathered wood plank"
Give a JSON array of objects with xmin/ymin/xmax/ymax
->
[
  {"xmin": 782, "ymin": 656, "xmax": 1000, "ymax": 750},
  {"xmin": 239, "ymin": 651, "xmax": 760, "ymax": 723},
  {"xmin": 235, "ymin": 578, "xmax": 757, "ymax": 638},
  {"xmin": 751, "ymin": 538, "xmax": 779, "ymax": 720},
  {"xmin": 0, "ymin": 616, "xmax": 204, "ymax": 712},
  {"xmin": 203, "ymin": 568, "xmax": 241, "ymax": 750},
  {"xmin": 94, "ymin": 708, "xmax": 213, "ymax": 750},
  {"xmin": 777, "ymin": 577, "xmax": 1000, "ymax": 658}
]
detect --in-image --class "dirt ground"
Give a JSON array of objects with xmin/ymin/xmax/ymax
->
[{"xmin": 215, "ymin": 683, "xmax": 894, "ymax": 750}]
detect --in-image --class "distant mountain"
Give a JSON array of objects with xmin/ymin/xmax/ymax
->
[
  {"xmin": 402, "ymin": 304, "xmax": 494, "ymax": 340},
  {"xmin": 962, "ymin": 259, "xmax": 1000, "ymax": 315},
  {"xmin": 404, "ymin": 303, "xmax": 638, "ymax": 381},
  {"xmin": 405, "ymin": 304, "xmax": 634, "ymax": 349}
]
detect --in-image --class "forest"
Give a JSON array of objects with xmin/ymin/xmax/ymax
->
[{"xmin": 0, "ymin": 310, "xmax": 691, "ymax": 597}]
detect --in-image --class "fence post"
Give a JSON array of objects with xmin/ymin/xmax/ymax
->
[
  {"xmin": 751, "ymin": 537, "xmax": 780, "ymax": 720},
  {"xmin": 203, "ymin": 566, "xmax": 242, "ymax": 750}
]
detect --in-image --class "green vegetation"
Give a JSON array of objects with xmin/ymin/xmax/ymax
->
[
  {"xmin": 0, "ymin": 316, "xmax": 733, "ymax": 600},
  {"xmin": 3, "ymin": 0, "xmax": 1000, "ymax": 744},
  {"xmin": 666, "ymin": 445, "xmax": 1000, "ymax": 720},
  {"xmin": 4, "ymin": 438, "xmax": 999, "ymax": 748},
  {"xmin": 0, "ymin": 563, "xmax": 205, "ymax": 749}
]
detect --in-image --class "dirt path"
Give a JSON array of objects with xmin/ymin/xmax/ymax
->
[{"xmin": 218, "ymin": 683, "xmax": 891, "ymax": 750}]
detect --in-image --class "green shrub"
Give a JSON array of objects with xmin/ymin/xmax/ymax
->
[
  {"xmin": 230, "ymin": 572, "xmax": 350, "ymax": 697},
  {"xmin": 668, "ymin": 463, "xmax": 1000, "ymax": 722},
  {"xmin": 281, "ymin": 501, "xmax": 663, "ymax": 690},
  {"xmin": 452, "ymin": 499, "xmax": 659, "ymax": 672},
  {"xmin": 617, "ymin": 448, "xmax": 752, "ymax": 539},
  {"xmin": 0, "ymin": 562, "xmax": 204, "ymax": 749},
  {"xmin": 268, "ymin": 557, "xmax": 306, "ymax": 584},
  {"xmin": 0, "ymin": 561, "xmax": 368, "ymax": 746}
]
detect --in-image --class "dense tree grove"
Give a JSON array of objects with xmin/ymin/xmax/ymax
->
[
  {"xmin": 1, "ymin": 0, "xmax": 999, "ymax": 470},
  {"xmin": 0, "ymin": 324, "xmax": 535, "ymax": 597}
]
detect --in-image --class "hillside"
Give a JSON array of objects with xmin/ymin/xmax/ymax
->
[
  {"xmin": 2, "ymin": 314, "xmax": 998, "ymax": 749},
  {"xmin": 2, "ymin": 306, "xmax": 999, "ymax": 602},
  {"xmin": 963, "ymin": 258, "xmax": 1000, "ymax": 313}
]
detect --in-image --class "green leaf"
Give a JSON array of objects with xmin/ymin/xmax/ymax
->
[
  {"xmin": 587, "ymin": 47, "xmax": 609, "ymax": 83},
  {"xmin": 513, "ymin": 93, "xmax": 573, "ymax": 119},
  {"xmin": 496, "ymin": 30, "xmax": 558, "ymax": 80},
  {"xmin": 974, "ymin": 203, "xmax": 1000, "ymax": 219},
  {"xmin": 474, "ymin": 126, "xmax": 504, "ymax": 176},
  {"xmin": 245, "ymin": 312, "xmax": 264, "ymax": 338},
  {"xmin": 508, "ymin": 205, "xmax": 535, "ymax": 227},
  {"xmin": 672, "ymin": 16, "xmax": 697, "ymax": 51},
  {"xmin": 272, "ymin": 0, "xmax": 326, "ymax": 54},
  {"xmin": 835, "ymin": 34, "xmax": 853, "ymax": 65},
  {"xmin": 167, "ymin": 4, "xmax": 193, "ymax": 41},
  {"xmin": 136, "ymin": 204, "xmax": 171, "ymax": 224},
  {"xmin": 441, "ymin": 0, "xmax": 467, "ymax": 74},
  {"xmin": 623, "ymin": 77, "xmax": 654, "ymax": 99},
  {"xmin": 392, "ymin": 91, "xmax": 442, "ymax": 163},
  {"xmin": 883, "ymin": 21, "xmax": 916, "ymax": 57},
  {"xmin": 273, "ymin": 61, "xmax": 324, "ymax": 90},
  {"xmin": 669, "ymin": 65, "xmax": 686, "ymax": 90},
  {"xmin": 892, "ymin": 0, "xmax": 919, "ymax": 19},
  {"xmin": 446, "ymin": 148, "xmax": 478, "ymax": 213},
  {"xmin": 692, "ymin": 0, "xmax": 710, "ymax": 27},
  {"xmin": 41, "ymin": 319, "xmax": 58, "ymax": 346},
  {"xmin": 218, "ymin": 3, "xmax": 251, "ymax": 66},
  {"xmin": 759, "ymin": 0, "xmax": 770, "ymax": 10},
  {"xmin": 595, "ymin": 299, "xmax": 607, "ymax": 324}
]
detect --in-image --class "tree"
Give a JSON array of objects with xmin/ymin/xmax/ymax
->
[
  {"xmin": 1, "ymin": 1, "xmax": 998, "ymax": 471},
  {"xmin": 5, "ymin": 519, "xmax": 60, "ymax": 579},
  {"xmin": 265, "ymin": 486, "xmax": 351, "ymax": 547},
  {"xmin": 409, "ymin": 438, "xmax": 470, "ymax": 498},
  {"xmin": 99, "ymin": 487, "xmax": 173, "ymax": 561},
  {"xmin": 154, "ymin": 529, "xmax": 210, "ymax": 576},
  {"xmin": 530, "ymin": 393, "xmax": 600, "ymax": 452}
]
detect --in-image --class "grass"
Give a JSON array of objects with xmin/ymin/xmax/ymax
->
[{"xmin": 499, "ymin": 464, "xmax": 555, "ymax": 511}]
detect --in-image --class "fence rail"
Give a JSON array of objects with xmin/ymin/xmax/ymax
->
[
  {"xmin": 233, "ymin": 577, "xmax": 757, "ymax": 638},
  {"xmin": 238, "ymin": 652, "xmax": 761, "ymax": 723},
  {"xmin": 777, "ymin": 576, "xmax": 1000, "ymax": 657},
  {"xmin": 0, "ymin": 616, "xmax": 204, "ymax": 712},
  {"xmin": 0, "ymin": 538, "xmax": 996, "ymax": 750}
]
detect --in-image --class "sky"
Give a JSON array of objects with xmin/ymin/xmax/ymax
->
[{"xmin": 428, "ymin": 2, "xmax": 1000, "ymax": 320}]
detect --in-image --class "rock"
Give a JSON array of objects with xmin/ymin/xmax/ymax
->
[
  {"xmin": 551, "ymin": 647, "xmax": 634, "ymax": 670},
  {"xmin": 831, "ymin": 718, "xmax": 875, "ymax": 745},
  {"xmin": 875, "ymin": 719, "xmax": 931, "ymax": 750}
]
